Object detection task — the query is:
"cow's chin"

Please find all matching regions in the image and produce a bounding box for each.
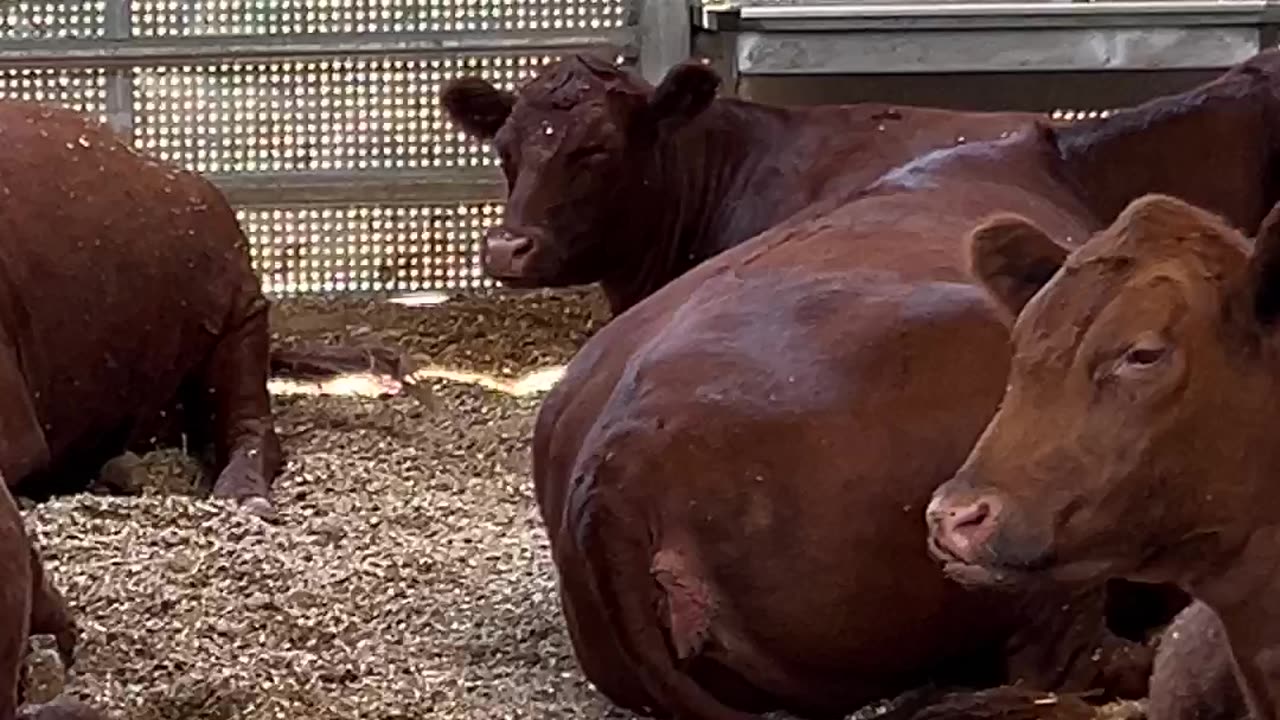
[484,260,597,290]
[489,274,548,289]
[941,555,1122,593]
[940,560,1030,590]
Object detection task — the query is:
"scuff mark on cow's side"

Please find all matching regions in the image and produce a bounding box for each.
[652,548,716,661]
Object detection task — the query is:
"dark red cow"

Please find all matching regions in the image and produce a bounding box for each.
[0,100,388,518]
[0,481,104,720]
[442,54,1043,314]
[923,192,1280,720]
[534,49,1280,720]
[0,101,278,516]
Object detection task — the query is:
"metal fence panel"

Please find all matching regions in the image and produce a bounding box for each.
[238,201,502,296]
[0,2,108,39]
[0,0,635,298]
[131,55,561,175]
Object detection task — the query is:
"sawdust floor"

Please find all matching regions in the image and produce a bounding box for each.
[24,287,641,720]
[20,286,1149,720]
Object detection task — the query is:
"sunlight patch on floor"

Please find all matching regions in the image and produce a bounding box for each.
[386,291,453,307]
[269,365,567,398]
[268,372,405,397]
[408,365,566,397]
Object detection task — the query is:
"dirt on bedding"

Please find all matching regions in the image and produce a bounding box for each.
[18,286,1150,720]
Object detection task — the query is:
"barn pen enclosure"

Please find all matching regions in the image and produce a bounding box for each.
[8,0,1280,718]
[0,0,644,717]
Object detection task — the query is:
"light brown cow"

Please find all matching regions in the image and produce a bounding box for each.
[924,193,1280,720]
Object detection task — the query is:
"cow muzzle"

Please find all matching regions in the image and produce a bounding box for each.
[925,491,1004,566]
[481,227,537,282]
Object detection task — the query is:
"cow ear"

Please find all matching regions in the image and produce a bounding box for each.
[1244,200,1280,325]
[441,77,515,140]
[968,214,1070,319]
[646,61,720,135]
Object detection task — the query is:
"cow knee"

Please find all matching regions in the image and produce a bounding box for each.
[1149,602,1246,720]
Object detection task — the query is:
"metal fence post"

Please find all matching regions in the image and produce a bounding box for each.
[103,0,134,142]
[636,0,692,84]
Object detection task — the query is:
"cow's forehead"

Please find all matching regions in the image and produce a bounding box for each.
[501,99,616,149]
[1012,213,1250,364]
[519,56,643,110]
[1012,256,1137,367]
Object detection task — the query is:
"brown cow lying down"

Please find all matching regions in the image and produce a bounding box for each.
[441,54,1043,314]
[528,48,1280,720]
[0,482,104,720]
[924,193,1280,720]
[0,100,381,519]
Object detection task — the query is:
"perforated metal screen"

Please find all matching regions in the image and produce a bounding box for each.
[0,0,632,298]
[0,67,109,120]
[0,1,107,40]
[132,55,559,175]
[132,0,626,35]
[238,202,501,295]
[1049,108,1114,121]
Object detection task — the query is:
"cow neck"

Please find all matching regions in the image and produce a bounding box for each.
[599,100,787,314]
[1051,71,1273,233]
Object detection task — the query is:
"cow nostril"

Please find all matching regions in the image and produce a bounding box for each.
[949,501,991,532]
[508,236,534,258]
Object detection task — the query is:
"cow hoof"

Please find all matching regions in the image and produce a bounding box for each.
[238,496,277,521]
[53,628,75,671]
[22,642,66,705]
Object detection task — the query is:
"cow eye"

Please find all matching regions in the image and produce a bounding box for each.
[1125,346,1165,366]
[1116,339,1169,376]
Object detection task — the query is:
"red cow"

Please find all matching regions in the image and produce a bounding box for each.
[442,54,1043,314]
[537,49,1280,719]
[924,192,1280,720]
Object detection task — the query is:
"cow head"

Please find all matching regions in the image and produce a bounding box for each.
[441,54,720,287]
[925,193,1280,591]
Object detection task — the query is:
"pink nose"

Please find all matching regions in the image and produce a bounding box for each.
[927,496,1002,563]
[482,230,534,277]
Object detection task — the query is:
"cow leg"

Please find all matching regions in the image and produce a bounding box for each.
[0,615,21,720]
[26,547,74,671]
[0,498,32,720]
[194,298,281,519]
[1148,601,1247,720]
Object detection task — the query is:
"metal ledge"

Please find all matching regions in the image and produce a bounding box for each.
[699,0,1280,31]
[0,30,633,67]
[210,169,506,208]
[735,24,1264,73]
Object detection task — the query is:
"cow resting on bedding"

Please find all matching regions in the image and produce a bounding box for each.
[924,193,1280,720]
[0,101,300,517]
[526,48,1280,720]
[442,54,1042,314]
